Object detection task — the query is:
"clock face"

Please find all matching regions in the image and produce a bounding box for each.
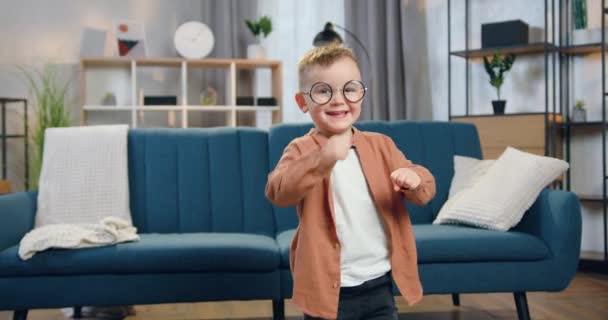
[174,21,214,59]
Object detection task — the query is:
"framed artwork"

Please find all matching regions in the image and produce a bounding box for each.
[113,20,147,57]
[80,27,109,57]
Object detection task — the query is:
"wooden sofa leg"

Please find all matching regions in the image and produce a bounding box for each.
[272,299,285,320]
[73,306,82,318]
[13,310,28,320]
[514,292,531,320]
[451,293,460,306]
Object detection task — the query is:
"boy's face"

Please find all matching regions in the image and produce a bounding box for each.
[296,57,364,137]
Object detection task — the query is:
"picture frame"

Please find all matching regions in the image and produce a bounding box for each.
[113,20,147,57]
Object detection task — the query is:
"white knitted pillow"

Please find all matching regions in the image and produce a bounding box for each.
[434,147,569,231]
[448,155,495,198]
[35,125,132,227]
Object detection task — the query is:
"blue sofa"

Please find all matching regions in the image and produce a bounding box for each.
[0,121,581,320]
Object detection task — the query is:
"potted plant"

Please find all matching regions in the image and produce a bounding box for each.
[572,100,587,122]
[483,52,516,115]
[245,16,272,59]
[20,64,72,189]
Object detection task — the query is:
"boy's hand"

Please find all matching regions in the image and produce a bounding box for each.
[391,168,421,191]
[321,130,352,161]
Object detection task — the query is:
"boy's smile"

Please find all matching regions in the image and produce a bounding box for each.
[296,57,364,137]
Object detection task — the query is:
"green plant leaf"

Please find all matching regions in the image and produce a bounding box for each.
[483,52,516,100]
[246,16,272,38]
[245,19,260,36]
[18,63,72,189]
[258,16,272,37]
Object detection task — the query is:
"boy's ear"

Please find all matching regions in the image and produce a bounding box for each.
[295,93,308,113]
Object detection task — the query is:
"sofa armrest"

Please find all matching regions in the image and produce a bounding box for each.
[0,192,36,251]
[514,189,581,280]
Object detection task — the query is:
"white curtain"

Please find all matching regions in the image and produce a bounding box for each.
[256,0,345,124]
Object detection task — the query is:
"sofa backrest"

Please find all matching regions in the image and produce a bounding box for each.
[128,128,275,236]
[268,120,482,233]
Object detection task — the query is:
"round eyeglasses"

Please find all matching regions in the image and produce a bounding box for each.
[302,80,367,105]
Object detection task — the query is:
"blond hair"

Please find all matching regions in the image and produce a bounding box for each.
[298,44,359,86]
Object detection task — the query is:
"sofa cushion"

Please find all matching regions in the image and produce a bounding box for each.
[414,224,549,263]
[128,128,275,236]
[434,147,569,231]
[0,233,280,277]
[448,155,495,198]
[277,229,296,268]
[277,226,548,266]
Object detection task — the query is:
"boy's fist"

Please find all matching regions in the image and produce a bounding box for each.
[390,168,421,191]
[322,131,353,161]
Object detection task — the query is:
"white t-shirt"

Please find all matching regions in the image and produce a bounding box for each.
[331,148,391,287]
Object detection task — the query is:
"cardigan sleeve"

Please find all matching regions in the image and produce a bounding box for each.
[265,140,335,207]
[383,135,436,206]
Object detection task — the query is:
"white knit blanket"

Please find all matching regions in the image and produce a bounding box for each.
[35,125,132,226]
[22,125,137,260]
[19,217,139,260]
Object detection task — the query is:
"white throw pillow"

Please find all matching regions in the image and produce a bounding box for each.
[434,147,569,231]
[448,155,495,198]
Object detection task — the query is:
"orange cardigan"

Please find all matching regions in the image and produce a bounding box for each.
[266,127,436,319]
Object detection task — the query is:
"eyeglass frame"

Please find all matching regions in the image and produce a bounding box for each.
[301,80,367,105]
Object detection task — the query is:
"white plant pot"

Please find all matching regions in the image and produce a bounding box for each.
[247,44,266,59]
[572,28,602,45]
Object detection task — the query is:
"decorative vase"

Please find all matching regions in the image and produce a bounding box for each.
[572,28,602,45]
[492,100,506,115]
[247,44,266,59]
[101,92,117,106]
[571,108,587,122]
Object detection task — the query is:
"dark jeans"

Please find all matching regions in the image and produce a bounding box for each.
[304,272,397,320]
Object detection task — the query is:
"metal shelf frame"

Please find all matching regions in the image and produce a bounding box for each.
[0,98,29,190]
[447,0,559,159]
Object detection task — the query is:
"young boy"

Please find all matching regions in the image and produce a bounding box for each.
[265,44,436,320]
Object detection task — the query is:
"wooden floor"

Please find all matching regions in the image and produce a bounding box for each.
[1,272,606,320]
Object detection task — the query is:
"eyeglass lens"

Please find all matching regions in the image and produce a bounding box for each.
[309,80,366,105]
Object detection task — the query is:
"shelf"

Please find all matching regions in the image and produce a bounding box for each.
[562,121,605,128]
[81,58,132,67]
[81,57,281,69]
[451,112,547,118]
[577,194,606,203]
[581,251,607,260]
[579,257,608,274]
[235,59,282,70]
[83,106,134,111]
[234,105,280,111]
[0,134,25,139]
[450,42,556,58]
[189,105,281,111]
[81,57,283,128]
[83,105,281,112]
[136,106,183,111]
[560,43,605,55]
[0,98,27,103]
[450,112,562,122]
[187,105,232,111]
[137,58,183,67]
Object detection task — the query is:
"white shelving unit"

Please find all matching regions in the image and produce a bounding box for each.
[79,57,282,128]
